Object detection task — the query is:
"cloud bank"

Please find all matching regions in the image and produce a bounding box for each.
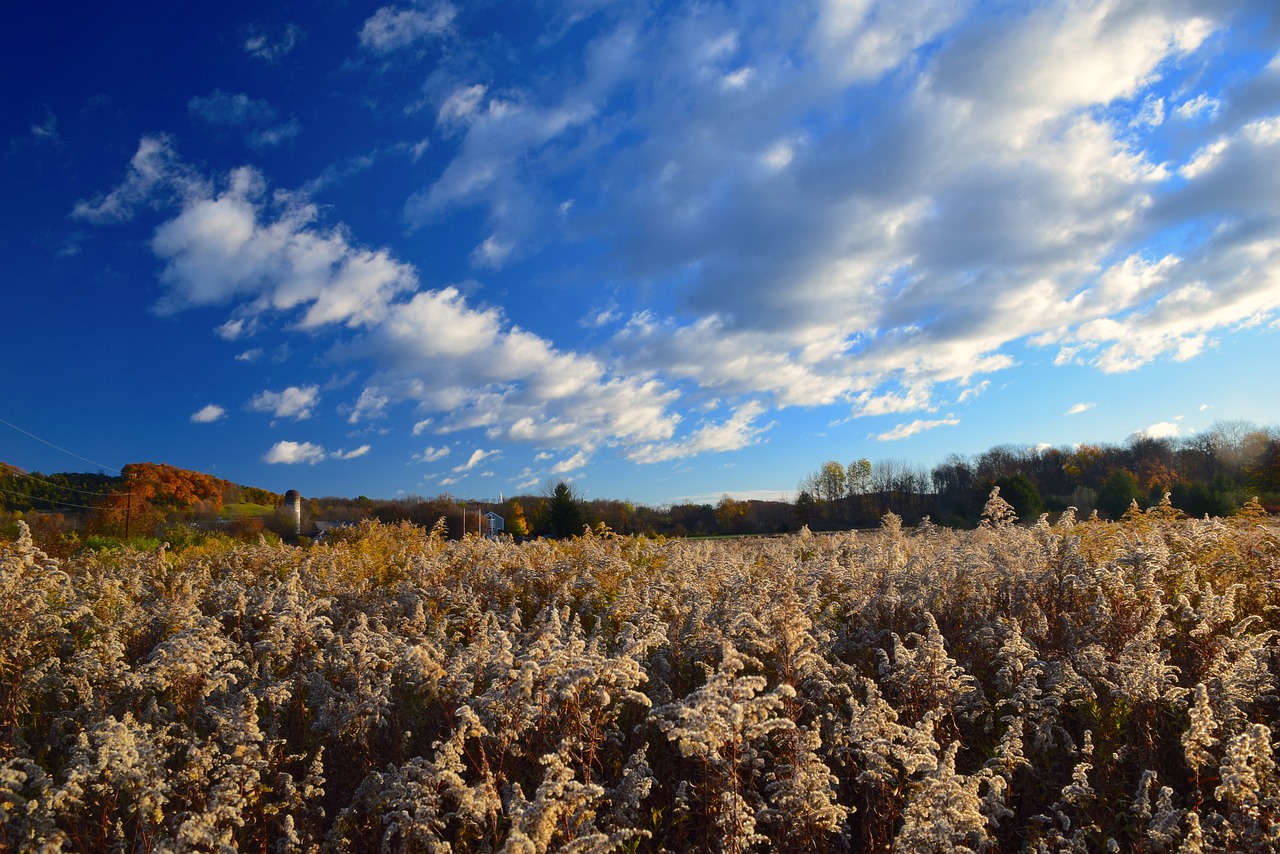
[79,0,1280,479]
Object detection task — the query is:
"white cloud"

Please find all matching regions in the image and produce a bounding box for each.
[263,440,326,464]
[956,381,989,404]
[217,318,249,340]
[1132,95,1165,128]
[721,66,755,90]
[762,140,795,170]
[471,234,513,268]
[244,23,299,62]
[1175,93,1220,121]
[584,304,620,328]
[414,445,450,463]
[359,4,455,53]
[190,404,226,423]
[79,4,1280,474]
[550,450,591,474]
[411,419,433,435]
[1065,402,1096,415]
[249,385,320,420]
[138,152,417,326]
[454,448,498,472]
[84,139,686,455]
[627,401,772,464]
[331,445,371,460]
[812,0,963,84]
[872,416,960,442]
[1134,420,1183,440]
[71,136,206,223]
[437,84,488,128]
[249,119,301,150]
[853,385,935,418]
[348,388,392,424]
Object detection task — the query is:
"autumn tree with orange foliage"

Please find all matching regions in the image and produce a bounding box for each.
[93,462,230,538]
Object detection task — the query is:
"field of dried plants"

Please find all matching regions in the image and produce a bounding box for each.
[3,492,1279,852]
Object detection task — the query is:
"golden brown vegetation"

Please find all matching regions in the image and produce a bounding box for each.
[2,494,1279,851]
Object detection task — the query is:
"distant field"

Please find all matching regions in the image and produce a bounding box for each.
[219,502,275,517]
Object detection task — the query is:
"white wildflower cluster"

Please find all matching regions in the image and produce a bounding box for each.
[1,502,1279,851]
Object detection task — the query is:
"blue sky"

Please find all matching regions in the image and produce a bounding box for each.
[3,0,1278,506]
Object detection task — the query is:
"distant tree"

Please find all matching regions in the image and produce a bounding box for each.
[994,473,1044,520]
[507,501,530,538]
[817,461,847,522]
[932,454,976,522]
[1097,469,1142,520]
[975,444,1030,482]
[1125,435,1178,496]
[794,490,817,527]
[1171,481,1233,518]
[1064,444,1113,489]
[1246,439,1280,497]
[669,502,717,536]
[716,496,749,534]
[846,458,871,494]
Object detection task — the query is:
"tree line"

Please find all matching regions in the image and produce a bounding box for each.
[3,419,1277,552]
[795,419,1280,529]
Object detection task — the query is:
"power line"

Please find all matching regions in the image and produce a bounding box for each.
[0,464,128,497]
[0,485,113,513]
[0,415,122,474]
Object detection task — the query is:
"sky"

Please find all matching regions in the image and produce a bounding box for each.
[3,0,1279,507]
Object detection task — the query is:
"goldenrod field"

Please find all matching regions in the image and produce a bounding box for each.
[3,494,1278,852]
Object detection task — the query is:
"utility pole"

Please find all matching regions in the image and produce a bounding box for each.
[124,475,133,540]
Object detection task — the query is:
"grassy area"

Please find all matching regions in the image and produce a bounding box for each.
[220,502,276,518]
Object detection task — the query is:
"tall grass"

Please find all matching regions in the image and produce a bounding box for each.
[2,498,1278,851]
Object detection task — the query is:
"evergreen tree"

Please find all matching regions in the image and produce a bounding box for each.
[547,481,585,538]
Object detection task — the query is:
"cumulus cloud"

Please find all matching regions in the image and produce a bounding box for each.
[249,385,321,420]
[127,144,418,326]
[331,445,371,460]
[1134,420,1184,440]
[627,401,772,464]
[190,404,226,423]
[263,440,326,464]
[1066,402,1096,415]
